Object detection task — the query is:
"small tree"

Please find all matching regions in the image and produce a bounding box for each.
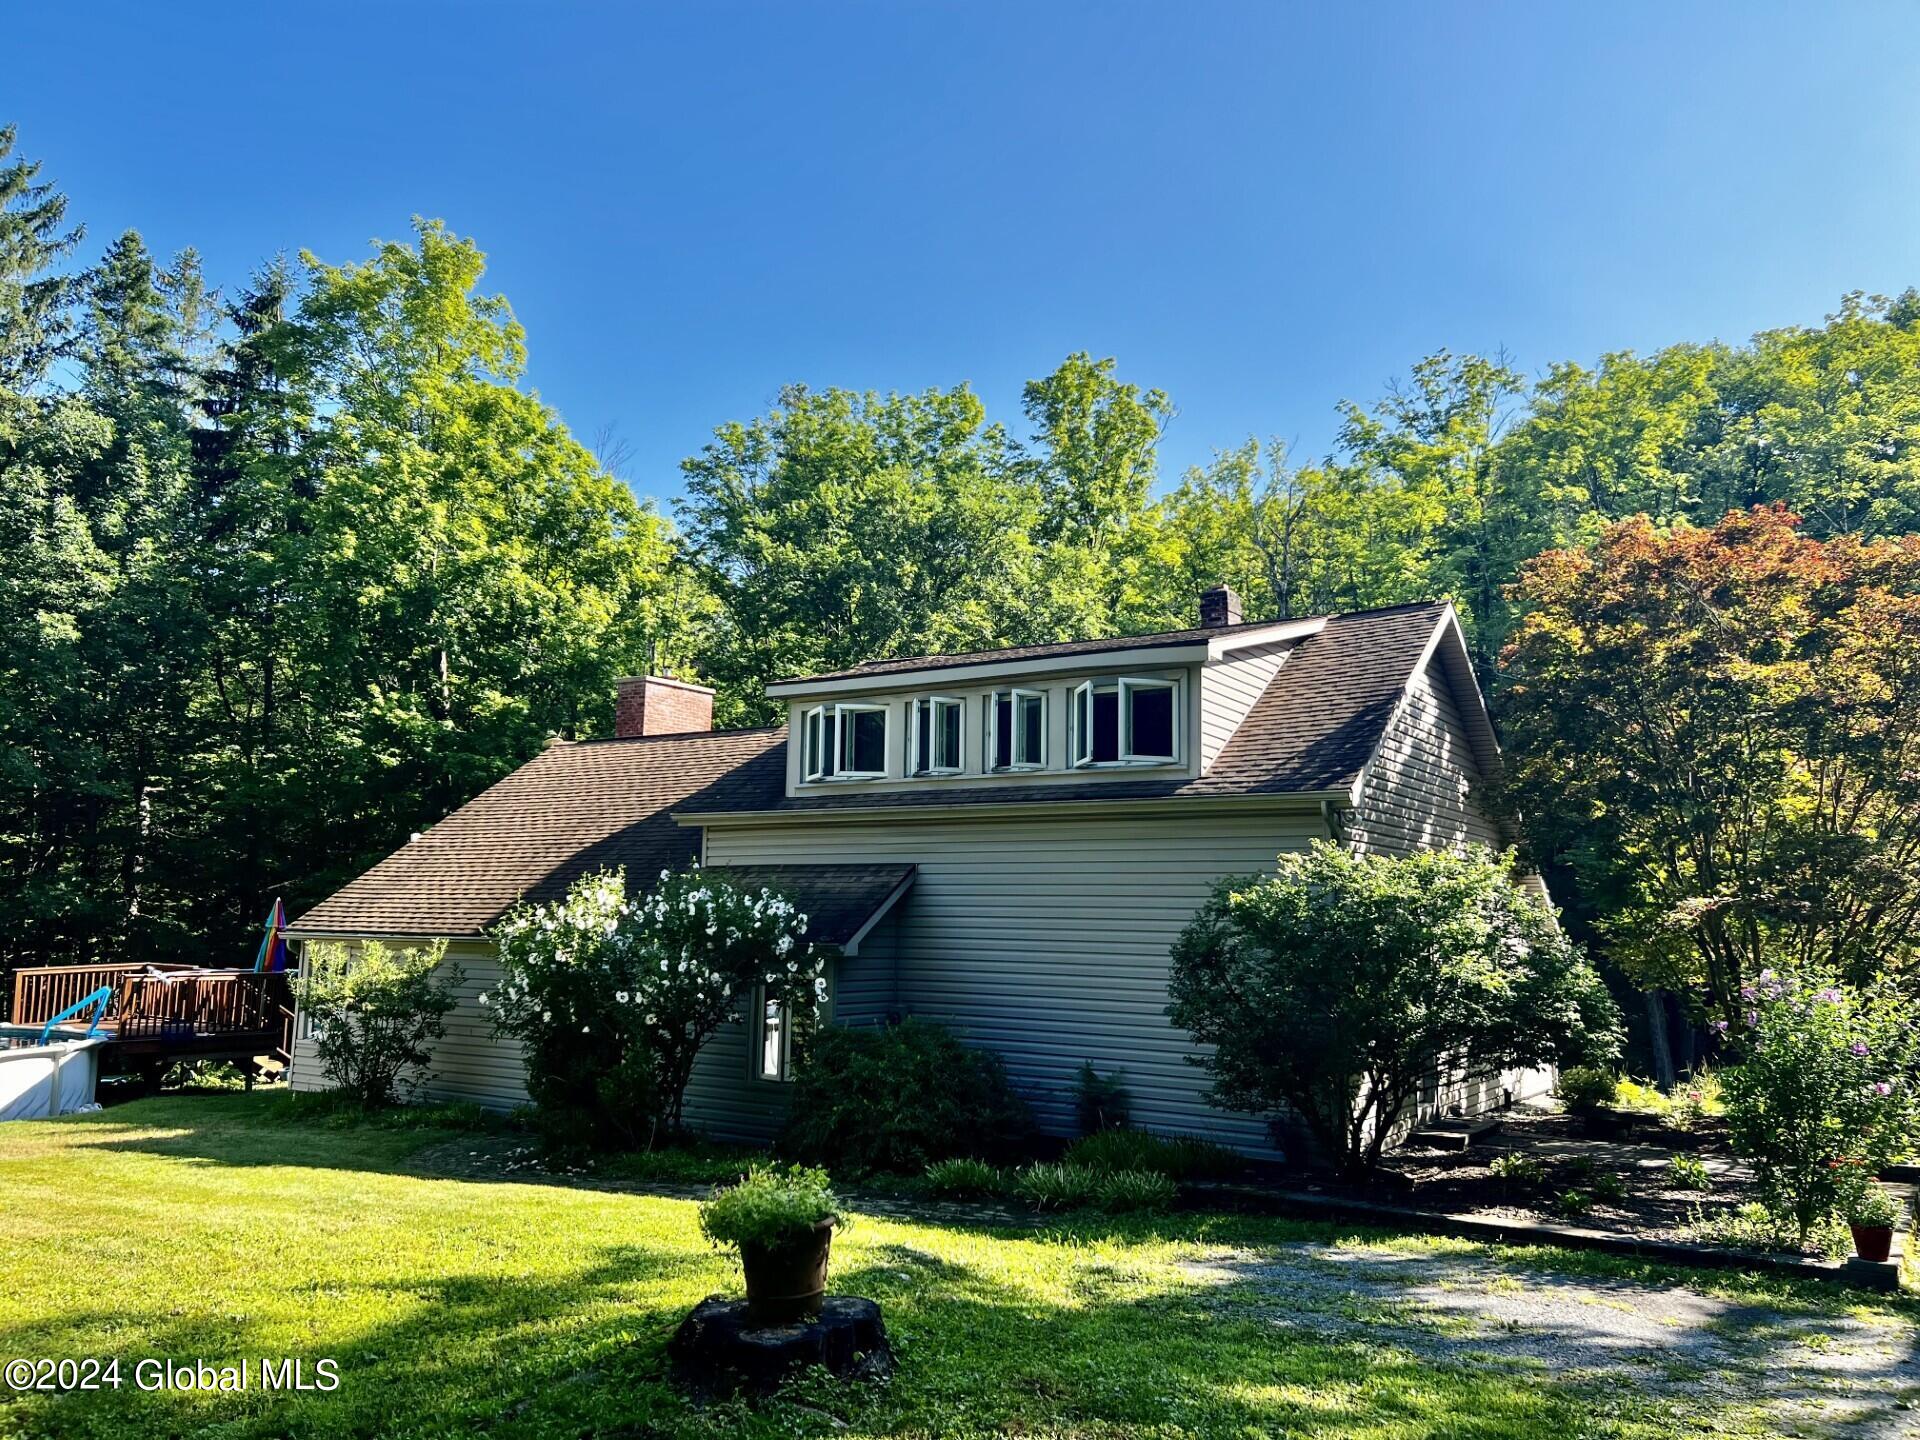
[295,940,463,1108]
[489,866,822,1149]
[1168,842,1620,1179]
[1722,967,1919,1245]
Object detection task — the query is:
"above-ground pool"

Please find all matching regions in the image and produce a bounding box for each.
[0,1028,107,1121]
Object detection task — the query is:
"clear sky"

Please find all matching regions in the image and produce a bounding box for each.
[11,2,1920,507]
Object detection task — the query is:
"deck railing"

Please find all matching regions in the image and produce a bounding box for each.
[9,963,295,1059]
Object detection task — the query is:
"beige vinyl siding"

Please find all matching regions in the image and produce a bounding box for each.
[1345,657,1501,858]
[288,940,531,1111]
[1198,641,1293,771]
[704,807,1328,1154]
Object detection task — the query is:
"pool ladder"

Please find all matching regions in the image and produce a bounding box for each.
[39,987,113,1045]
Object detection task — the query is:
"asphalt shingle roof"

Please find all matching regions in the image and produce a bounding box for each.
[680,602,1449,814]
[290,602,1451,938]
[287,728,786,938]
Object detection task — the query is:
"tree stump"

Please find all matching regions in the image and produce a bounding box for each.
[669,1295,893,1396]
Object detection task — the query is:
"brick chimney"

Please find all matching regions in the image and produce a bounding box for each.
[614,675,714,737]
[1199,584,1243,628]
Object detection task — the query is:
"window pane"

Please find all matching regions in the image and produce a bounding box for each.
[821,714,837,776]
[1129,685,1174,758]
[993,696,1012,768]
[1019,694,1043,765]
[1092,689,1119,762]
[937,702,961,769]
[760,996,786,1079]
[915,701,932,772]
[847,708,886,772]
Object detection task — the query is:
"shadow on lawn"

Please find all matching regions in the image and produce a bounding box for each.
[31,1099,1920,1438]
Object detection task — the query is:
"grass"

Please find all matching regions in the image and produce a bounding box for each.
[0,1094,1912,1439]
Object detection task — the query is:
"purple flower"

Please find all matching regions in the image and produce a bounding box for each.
[1874,1082,1893,1096]
[1816,987,1843,1005]
[1850,1041,1871,1057]
[1745,1009,1760,1027]
[1710,1019,1729,1034]
[1739,985,1756,1002]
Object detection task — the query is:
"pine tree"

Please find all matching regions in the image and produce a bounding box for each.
[0,125,83,389]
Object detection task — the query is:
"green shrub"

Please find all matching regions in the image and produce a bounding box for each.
[1064,1128,1241,1180]
[924,1158,1006,1200]
[698,1165,839,1252]
[1074,1062,1132,1136]
[1169,842,1621,1180]
[295,940,464,1109]
[1723,967,1920,1244]
[1590,1172,1627,1204]
[1554,1066,1617,1115]
[1611,1077,1669,1115]
[1487,1153,1544,1186]
[1666,1154,1713,1192]
[1691,1200,1852,1259]
[1012,1162,1173,1213]
[1553,1189,1593,1218]
[1089,1168,1177,1214]
[781,1019,1034,1174]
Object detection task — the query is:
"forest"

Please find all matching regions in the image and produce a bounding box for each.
[6,121,1920,996]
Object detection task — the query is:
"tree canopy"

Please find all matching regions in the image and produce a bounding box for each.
[6,116,1920,1024]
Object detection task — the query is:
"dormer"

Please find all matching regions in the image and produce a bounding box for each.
[765,589,1327,800]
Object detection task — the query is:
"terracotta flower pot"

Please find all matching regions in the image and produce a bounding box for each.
[740,1219,836,1325]
[1850,1223,1895,1264]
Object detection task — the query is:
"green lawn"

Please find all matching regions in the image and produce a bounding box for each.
[0,1095,1910,1440]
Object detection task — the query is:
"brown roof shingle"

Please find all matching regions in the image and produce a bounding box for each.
[291,602,1452,938]
[287,728,787,938]
[681,602,1448,815]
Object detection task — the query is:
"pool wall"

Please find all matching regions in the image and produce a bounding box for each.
[0,1036,105,1121]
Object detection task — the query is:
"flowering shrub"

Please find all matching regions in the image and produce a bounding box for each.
[1721,966,1919,1244]
[488,866,822,1150]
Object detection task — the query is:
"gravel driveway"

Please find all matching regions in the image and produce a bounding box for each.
[1176,1241,1920,1438]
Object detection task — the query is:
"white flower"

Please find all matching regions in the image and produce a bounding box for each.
[542,1010,552,1022]
[615,991,629,1003]
[582,1025,590,1034]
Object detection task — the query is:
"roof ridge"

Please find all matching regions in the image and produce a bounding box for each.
[568,724,786,747]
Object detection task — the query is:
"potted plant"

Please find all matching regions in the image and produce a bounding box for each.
[1846,1185,1904,1263]
[699,1165,841,1324]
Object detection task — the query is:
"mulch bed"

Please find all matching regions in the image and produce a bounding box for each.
[1272,1105,1761,1250]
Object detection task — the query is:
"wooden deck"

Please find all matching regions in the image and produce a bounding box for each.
[9,962,295,1067]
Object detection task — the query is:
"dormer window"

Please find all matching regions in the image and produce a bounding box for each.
[988,688,1045,770]
[1072,677,1178,766]
[803,703,889,781]
[910,696,963,775]
[837,703,888,778]
[802,705,837,780]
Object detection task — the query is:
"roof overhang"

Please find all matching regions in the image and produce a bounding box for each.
[765,617,1328,700]
[702,863,917,956]
[676,788,1351,829]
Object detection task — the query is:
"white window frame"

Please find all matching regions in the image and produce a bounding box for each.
[1073,675,1180,767]
[751,985,793,1082]
[802,704,837,782]
[910,695,964,776]
[1120,676,1179,763]
[835,701,889,780]
[986,687,1046,771]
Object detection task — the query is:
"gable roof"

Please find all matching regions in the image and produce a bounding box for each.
[289,601,1480,939]
[286,728,787,939]
[680,601,1455,818]
[777,615,1314,687]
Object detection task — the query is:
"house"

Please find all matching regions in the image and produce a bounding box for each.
[285,588,1547,1155]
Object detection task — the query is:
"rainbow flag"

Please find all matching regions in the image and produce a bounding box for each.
[253,898,289,972]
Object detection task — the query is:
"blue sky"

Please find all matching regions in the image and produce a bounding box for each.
[12,2,1920,507]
